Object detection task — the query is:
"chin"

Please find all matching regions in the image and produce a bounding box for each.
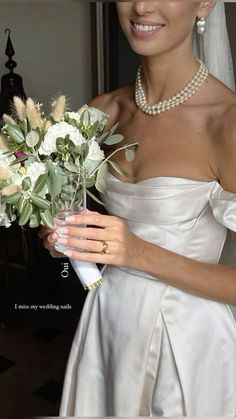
[127,39,166,58]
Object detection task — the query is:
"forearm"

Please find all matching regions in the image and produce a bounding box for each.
[138,240,236,306]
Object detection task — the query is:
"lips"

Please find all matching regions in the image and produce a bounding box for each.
[131,20,165,37]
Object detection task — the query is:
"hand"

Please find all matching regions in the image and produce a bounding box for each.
[38,226,64,258]
[54,211,145,268]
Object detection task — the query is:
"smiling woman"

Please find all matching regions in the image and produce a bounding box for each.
[42,1,236,417]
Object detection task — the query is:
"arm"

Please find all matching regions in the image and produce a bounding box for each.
[216,105,236,247]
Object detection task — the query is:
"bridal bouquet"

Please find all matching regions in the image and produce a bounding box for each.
[0,95,137,290]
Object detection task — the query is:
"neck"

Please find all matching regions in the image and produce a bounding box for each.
[140,47,199,104]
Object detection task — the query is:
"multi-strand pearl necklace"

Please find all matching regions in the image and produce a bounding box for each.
[135,60,209,116]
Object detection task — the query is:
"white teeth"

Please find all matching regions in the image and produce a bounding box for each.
[134,23,162,32]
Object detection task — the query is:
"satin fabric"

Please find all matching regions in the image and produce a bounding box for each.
[60,174,236,417]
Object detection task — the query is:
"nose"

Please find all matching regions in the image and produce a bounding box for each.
[133,2,156,15]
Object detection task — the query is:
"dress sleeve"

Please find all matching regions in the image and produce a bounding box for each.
[209,183,236,232]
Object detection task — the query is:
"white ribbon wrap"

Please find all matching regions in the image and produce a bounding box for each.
[69,259,104,291]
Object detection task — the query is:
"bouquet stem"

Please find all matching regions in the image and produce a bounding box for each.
[69,259,104,291]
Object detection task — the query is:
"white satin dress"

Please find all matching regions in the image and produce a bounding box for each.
[60,173,236,417]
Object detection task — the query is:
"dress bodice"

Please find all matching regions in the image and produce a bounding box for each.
[104,173,236,264]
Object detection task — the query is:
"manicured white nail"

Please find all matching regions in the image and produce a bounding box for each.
[57,238,67,244]
[64,251,73,257]
[65,216,76,222]
[57,227,68,234]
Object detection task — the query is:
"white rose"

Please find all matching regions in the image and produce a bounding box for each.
[25,162,47,190]
[0,202,15,227]
[87,140,105,161]
[66,112,81,122]
[0,150,17,179]
[0,150,15,168]
[78,105,109,127]
[83,140,105,175]
[11,172,24,186]
[39,121,86,156]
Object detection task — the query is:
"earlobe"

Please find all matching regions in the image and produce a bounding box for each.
[198,1,216,18]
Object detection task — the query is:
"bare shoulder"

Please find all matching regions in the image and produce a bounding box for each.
[208,76,236,135]
[88,84,134,130]
[210,79,236,191]
[215,86,236,151]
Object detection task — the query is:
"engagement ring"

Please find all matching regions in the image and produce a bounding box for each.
[101,241,109,254]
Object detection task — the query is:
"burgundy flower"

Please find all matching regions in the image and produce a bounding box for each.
[15,151,27,166]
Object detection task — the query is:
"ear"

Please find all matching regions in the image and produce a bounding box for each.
[197,1,216,19]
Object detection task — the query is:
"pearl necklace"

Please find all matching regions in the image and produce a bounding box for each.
[135,60,209,116]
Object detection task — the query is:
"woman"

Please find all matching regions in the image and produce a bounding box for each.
[42,2,236,416]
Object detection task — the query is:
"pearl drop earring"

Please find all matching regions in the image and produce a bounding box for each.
[197,17,207,35]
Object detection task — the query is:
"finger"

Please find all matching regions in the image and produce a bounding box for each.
[42,238,65,258]
[63,249,114,264]
[57,237,111,254]
[38,227,52,239]
[47,232,59,245]
[42,233,58,250]
[64,213,117,228]
[49,249,65,258]
[56,226,112,242]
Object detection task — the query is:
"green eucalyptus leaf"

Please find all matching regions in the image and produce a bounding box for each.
[22,118,28,135]
[35,127,43,147]
[64,162,80,173]
[5,191,21,205]
[83,159,101,176]
[24,156,38,168]
[81,109,90,126]
[18,196,26,214]
[31,195,51,210]
[95,162,108,194]
[19,202,33,226]
[7,124,25,144]
[61,184,74,195]
[22,176,31,191]
[68,139,76,151]
[109,122,119,135]
[97,131,110,145]
[125,148,136,162]
[5,203,15,221]
[108,160,135,180]
[47,163,64,199]
[56,137,65,147]
[104,134,124,146]
[51,200,59,215]
[60,192,71,202]
[80,143,89,160]
[75,157,81,167]
[64,134,71,145]
[33,172,48,194]
[88,121,100,139]
[86,189,105,207]
[56,137,66,152]
[67,118,79,129]
[26,130,40,148]
[29,210,40,228]
[85,176,95,188]
[40,209,54,228]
